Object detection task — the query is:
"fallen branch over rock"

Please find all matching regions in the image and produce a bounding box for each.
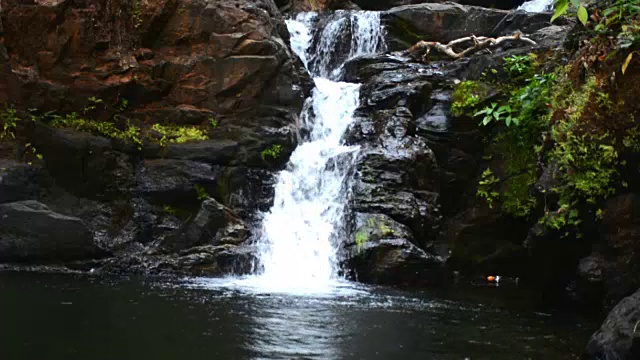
[403,32,537,62]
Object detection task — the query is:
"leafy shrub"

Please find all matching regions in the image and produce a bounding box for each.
[503,54,537,80]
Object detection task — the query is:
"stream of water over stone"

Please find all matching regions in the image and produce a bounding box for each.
[237,12,384,293]
[518,0,554,12]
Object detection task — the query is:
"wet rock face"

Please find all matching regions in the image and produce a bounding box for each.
[382,2,567,50]
[341,54,447,283]
[0,0,309,275]
[1,0,309,157]
[582,194,640,309]
[585,288,640,359]
[339,6,571,285]
[0,201,102,262]
[163,198,249,251]
[344,213,445,285]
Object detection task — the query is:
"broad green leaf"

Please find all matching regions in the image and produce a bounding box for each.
[551,0,569,23]
[622,52,633,74]
[577,6,588,26]
[570,0,579,7]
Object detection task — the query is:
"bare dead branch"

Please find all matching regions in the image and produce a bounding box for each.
[403,32,537,62]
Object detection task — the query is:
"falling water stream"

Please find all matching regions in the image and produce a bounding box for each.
[518,0,554,12]
[236,12,385,293]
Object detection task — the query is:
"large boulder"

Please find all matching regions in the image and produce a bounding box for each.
[0,160,50,203]
[344,213,445,285]
[382,2,566,50]
[0,200,102,262]
[163,198,249,251]
[585,288,640,359]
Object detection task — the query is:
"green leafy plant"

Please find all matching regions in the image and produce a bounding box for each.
[475,103,517,126]
[131,0,143,28]
[477,168,500,208]
[50,112,144,150]
[503,54,537,79]
[261,144,283,160]
[0,106,19,139]
[163,205,179,216]
[194,184,210,201]
[151,124,208,146]
[450,80,488,117]
[552,0,589,26]
[83,97,104,113]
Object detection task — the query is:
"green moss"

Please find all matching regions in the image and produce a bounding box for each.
[355,230,369,253]
[151,124,208,146]
[451,81,488,117]
[51,112,143,149]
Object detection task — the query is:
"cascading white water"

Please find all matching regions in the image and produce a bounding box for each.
[244,12,384,292]
[518,0,554,12]
[304,11,385,78]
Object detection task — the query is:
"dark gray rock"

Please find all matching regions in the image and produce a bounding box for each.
[0,201,102,262]
[597,194,640,309]
[585,288,640,359]
[176,244,256,275]
[164,198,249,251]
[29,123,135,199]
[344,213,445,285]
[382,3,567,50]
[340,53,447,283]
[0,160,50,204]
[136,159,223,204]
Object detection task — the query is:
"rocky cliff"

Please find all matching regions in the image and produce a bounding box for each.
[0,0,310,274]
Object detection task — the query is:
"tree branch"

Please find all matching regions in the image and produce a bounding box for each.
[402,32,537,62]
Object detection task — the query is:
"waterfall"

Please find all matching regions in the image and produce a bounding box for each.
[247,12,384,292]
[518,0,554,12]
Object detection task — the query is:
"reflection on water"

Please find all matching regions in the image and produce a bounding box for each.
[1,273,595,360]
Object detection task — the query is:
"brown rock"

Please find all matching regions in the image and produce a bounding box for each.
[1,0,310,164]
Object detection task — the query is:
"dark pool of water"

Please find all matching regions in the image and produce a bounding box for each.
[1,272,596,359]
